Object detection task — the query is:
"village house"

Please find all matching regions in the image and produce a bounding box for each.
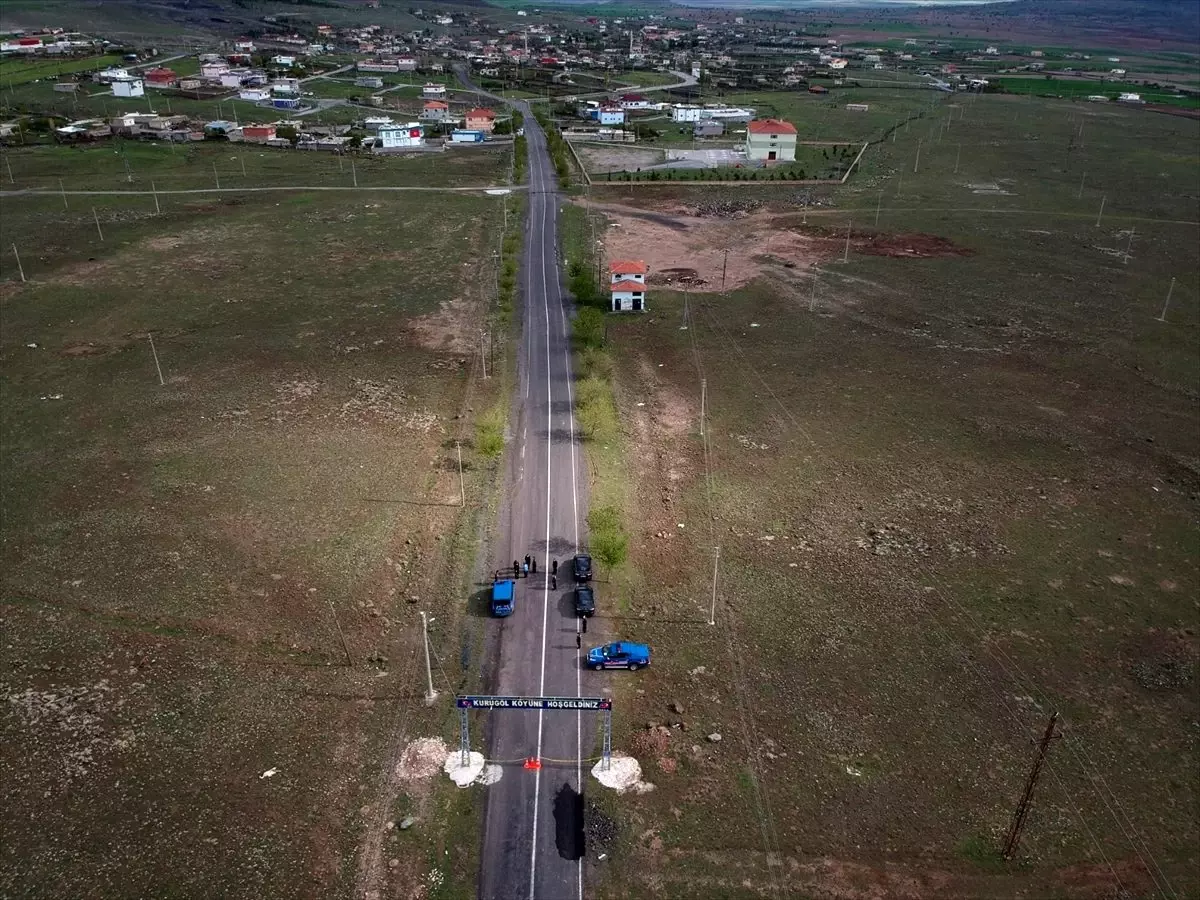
[464,107,496,133]
[378,122,425,149]
[597,105,625,126]
[609,260,649,312]
[144,67,177,87]
[239,125,277,143]
[746,118,797,163]
[693,120,724,138]
[618,92,652,110]
[422,99,450,121]
[422,82,447,98]
[355,76,385,89]
[240,87,271,102]
[112,78,144,98]
[234,39,256,53]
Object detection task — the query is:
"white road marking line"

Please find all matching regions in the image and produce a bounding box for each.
[529,133,553,900]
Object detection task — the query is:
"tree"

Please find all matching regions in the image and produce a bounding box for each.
[574,307,605,348]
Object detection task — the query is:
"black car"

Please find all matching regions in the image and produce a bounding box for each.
[572,554,593,582]
[574,586,595,618]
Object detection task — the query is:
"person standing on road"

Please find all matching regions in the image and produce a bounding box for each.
[522,561,529,578]
[575,632,581,650]
[531,557,537,575]
[551,574,557,590]
[552,559,558,577]
[513,561,520,580]
[524,555,531,574]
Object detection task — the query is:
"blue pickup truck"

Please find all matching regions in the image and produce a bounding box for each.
[490,578,515,617]
[586,641,651,671]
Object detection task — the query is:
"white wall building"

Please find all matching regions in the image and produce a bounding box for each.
[379,123,425,148]
[112,79,145,98]
[672,105,703,122]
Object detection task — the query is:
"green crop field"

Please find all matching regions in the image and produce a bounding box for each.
[576,91,1199,899]
[0,144,524,897]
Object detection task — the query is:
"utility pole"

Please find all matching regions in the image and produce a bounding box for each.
[213,162,220,190]
[1095,195,1106,227]
[1157,277,1176,322]
[455,440,465,507]
[3,152,12,184]
[1077,171,1086,199]
[151,179,161,215]
[913,138,922,174]
[875,190,882,227]
[328,598,352,666]
[91,207,104,242]
[707,545,720,626]
[699,377,707,437]
[351,157,357,188]
[1123,227,1135,265]
[420,611,439,705]
[11,243,26,282]
[1002,712,1060,860]
[954,142,961,175]
[147,332,165,386]
[721,248,728,291]
[59,178,68,210]
[843,220,851,263]
[810,271,818,312]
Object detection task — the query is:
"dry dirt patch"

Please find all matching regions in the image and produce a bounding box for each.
[574,145,666,174]
[406,295,476,355]
[588,202,829,292]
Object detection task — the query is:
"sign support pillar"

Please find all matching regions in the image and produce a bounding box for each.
[459,706,471,767]
[602,708,613,771]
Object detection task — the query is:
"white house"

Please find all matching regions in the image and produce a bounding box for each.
[1118,92,1143,104]
[672,104,703,122]
[271,78,301,95]
[112,79,145,98]
[235,39,256,53]
[422,82,447,98]
[828,57,848,70]
[96,67,131,83]
[200,61,229,78]
[618,93,652,110]
[609,260,648,312]
[240,87,271,102]
[745,118,797,163]
[379,122,424,148]
[271,55,297,68]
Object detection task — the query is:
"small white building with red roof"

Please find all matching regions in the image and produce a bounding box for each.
[746,118,797,163]
[609,260,649,312]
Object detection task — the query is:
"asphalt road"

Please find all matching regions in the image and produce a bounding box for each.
[457,71,593,900]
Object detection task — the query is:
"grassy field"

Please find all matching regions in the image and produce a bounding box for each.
[712,87,948,143]
[0,142,513,194]
[990,76,1200,108]
[0,53,124,87]
[578,92,1199,898]
[0,155,521,896]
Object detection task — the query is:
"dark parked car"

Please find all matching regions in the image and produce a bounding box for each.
[574,586,595,617]
[572,553,592,582]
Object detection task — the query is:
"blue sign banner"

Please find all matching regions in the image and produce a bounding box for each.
[456,695,612,711]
